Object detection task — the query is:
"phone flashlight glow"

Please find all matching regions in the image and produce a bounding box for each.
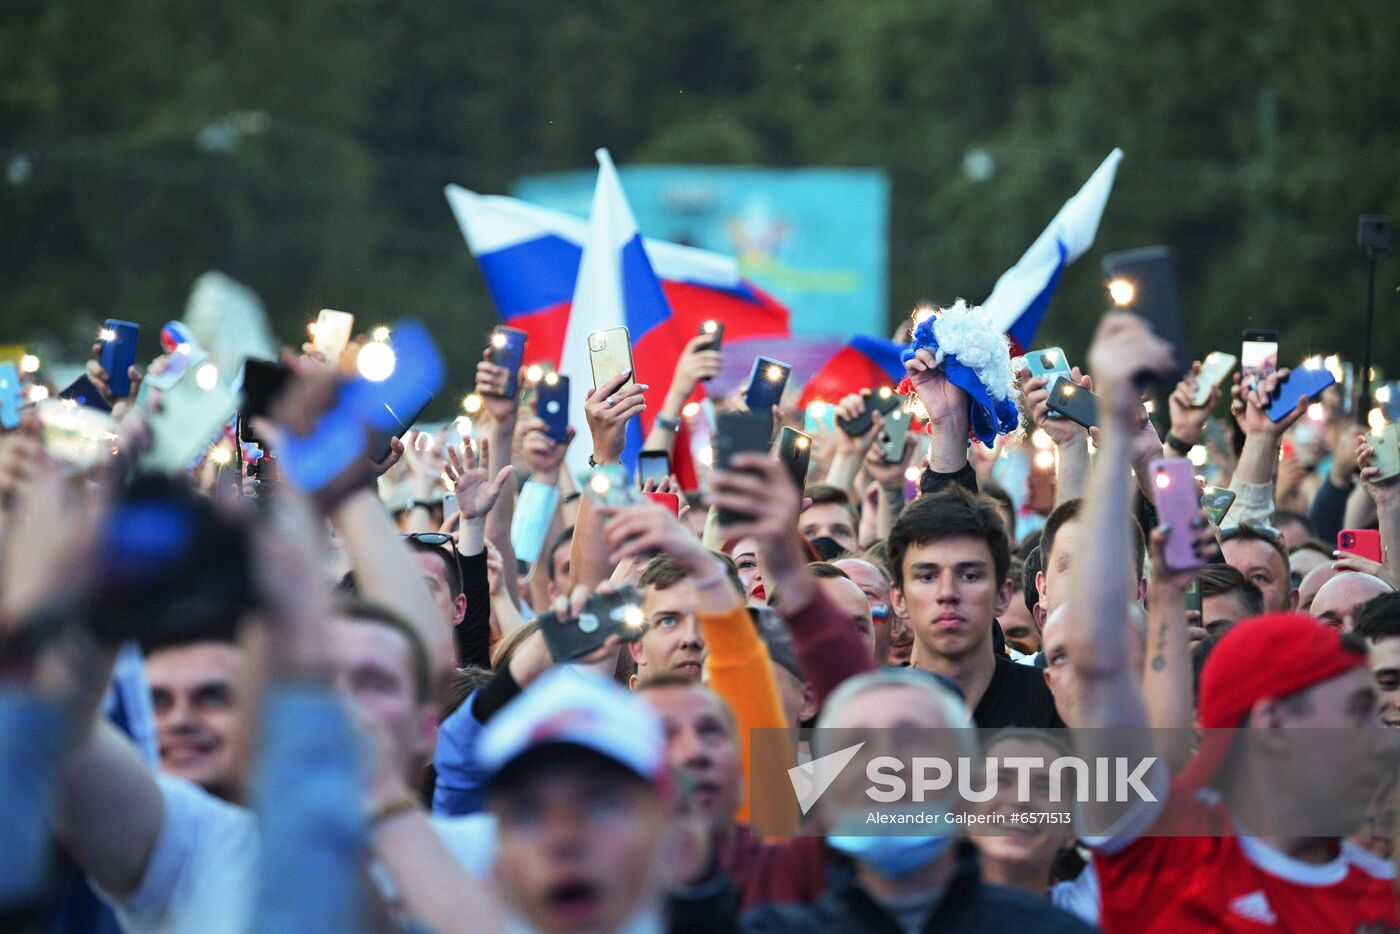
[99,328,117,342]
[589,472,612,496]
[623,606,645,628]
[1108,278,1136,306]
[702,320,718,334]
[766,365,784,381]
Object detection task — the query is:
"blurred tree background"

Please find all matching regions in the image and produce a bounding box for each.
[3,0,1397,403]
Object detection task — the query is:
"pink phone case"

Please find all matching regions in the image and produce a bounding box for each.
[1338,529,1382,565]
[1151,458,1206,571]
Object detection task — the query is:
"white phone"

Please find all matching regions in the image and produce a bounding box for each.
[1192,351,1238,406]
[313,309,355,361]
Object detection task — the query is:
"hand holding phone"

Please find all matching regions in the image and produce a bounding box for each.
[1240,330,1279,391]
[1199,485,1237,526]
[1265,367,1335,423]
[98,319,140,399]
[1363,424,1400,482]
[714,410,774,525]
[1046,377,1100,430]
[776,427,812,493]
[836,386,901,437]
[744,356,791,416]
[1338,529,1383,564]
[588,327,634,392]
[536,585,648,662]
[698,320,725,354]
[313,310,355,362]
[877,408,913,463]
[535,373,571,443]
[1191,352,1238,407]
[487,327,528,399]
[638,449,671,489]
[1151,458,1208,571]
[1101,246,1190,386]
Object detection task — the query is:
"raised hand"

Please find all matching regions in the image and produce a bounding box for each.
[601,498,719,578]
[474,348,522,425]
[1086,312,1175,420]
[403,429,448,500]
[1019,367,1092,447]
[669,334,723,402]
[519,415,573,484]
[1358,429,1400,507]
[1230,367,1305,439]
[1168,361,1218,446]
[708,453,803,550]
[86,340,144,409]
[1147,511,1217,594]
[903,348,970,431]
[584,370,647,466]
[443,439,513,522]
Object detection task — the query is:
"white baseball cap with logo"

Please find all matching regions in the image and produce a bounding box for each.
[478,667,666,786]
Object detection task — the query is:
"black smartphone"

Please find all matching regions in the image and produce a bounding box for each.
[638,449,671,489]
[775,427,812,493]
[698,320,725,354]
[536,585,648,662]
[488,326,528,399]
[371,390,435,463]
[59,374,113,413]
[1185,578,1201,615]
[878,407,913,463]
[1101,246,1189,386]
[744,356,791,414]
[714,410,774,525]
[1046,376,1100,430]
[535,373,571,443]
[238,359,293,444]
[836,386,902,437]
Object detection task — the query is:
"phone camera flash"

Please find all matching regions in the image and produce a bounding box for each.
[703,321,718,333]
[194,364,219,391]
[1062,384,1076,397]
[371,326,391,343]
[19,354,40,374]
[1155,471,1171,490]
[463,394,483,414]
[589,473,612,496]
[525,364,544,383]
[491,332,507,349]
[1108,278,1136,306]
[797,437,810,449]
[766,365,784,381]
[544,372,559,386]
[623,606,646,628]
[99,328,117,342]
[357,342,396,382]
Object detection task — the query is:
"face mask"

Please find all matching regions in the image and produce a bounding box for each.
[826,808,955,878]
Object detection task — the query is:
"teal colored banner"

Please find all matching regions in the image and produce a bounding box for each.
[513,165,889,339]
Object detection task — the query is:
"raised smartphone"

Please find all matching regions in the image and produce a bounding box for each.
[1240,330,1279,391]
[1151,458,1207,571]
[744,356,791,414]
[1046,377,1100,430]
[776,426,812,493]
[638,449,671,489]
[580,464,642,508]
[58,374,113,413]
[836,386,902,436]
[535,373,571,444]
[537,585,648,662]
[0,362,21,429]
[646,491,682,517]
[878,407,913,463]
[313,309,355,361]
[714,410,774,525]
[1364,424,1400,482]
[238,359,292,444]
[1338,529,1383,565]
[1192,352,1238,407]
[99,319,140,399]
[1101,246,1190,385]
[1265,367,1335,423]
[698,320,724,354]
[588,327,634,391]
[488,326,528,399]
[1200,485,1237,526]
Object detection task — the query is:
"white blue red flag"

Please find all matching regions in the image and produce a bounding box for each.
[982,148,1124,352]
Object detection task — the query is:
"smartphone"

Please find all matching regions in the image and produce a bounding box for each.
[836,386,902,436]
[698,320,725,354]
[537,585,647,662]
[1151,458,1207,571]
[588,327,634,392]
[371,391,435,462]
[1200,486,1237,526]
[1101,247,1190,385]
[1265,367,1335,423]
[1338,529,1383,564]
[143,342,209,393]
[313,309,355,361]
[805,401,836,435]
[1192,352,1238,407]
[1339,362,1356,415]
[776,426,812,493]
[36,400,118,471]
[1185,578,1202,615]
[878,408,912,463]
[580,464,642,507]
[744,356,791,414]
[139,370,239,474]
[646,491,682,517]
[1364,424,1400,482]
[535,373,571,443]
[638,449,671,489]
[238,359,292,444]
[1240,330,1279,391]
[58,374,113,413]
[99,319,140,399]
[1024,346,1073,382]
[714,410,774,525]
[1046,377,1100,430]
[0,362,21,429]
[488,326,528,399]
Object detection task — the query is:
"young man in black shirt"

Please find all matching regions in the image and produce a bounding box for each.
[886,487,1061,728]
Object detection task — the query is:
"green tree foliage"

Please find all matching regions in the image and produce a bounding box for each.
[2,0,1397,404]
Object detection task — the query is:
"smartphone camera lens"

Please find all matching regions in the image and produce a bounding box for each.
[1041,352,1056,369]
[1343,534,1354,547]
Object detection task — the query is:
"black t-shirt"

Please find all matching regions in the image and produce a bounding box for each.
[973,656,1063,728]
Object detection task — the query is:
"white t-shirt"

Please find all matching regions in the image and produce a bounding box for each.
[100,774,496,934]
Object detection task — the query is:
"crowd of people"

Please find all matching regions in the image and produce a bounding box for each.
[2,301,1399,934]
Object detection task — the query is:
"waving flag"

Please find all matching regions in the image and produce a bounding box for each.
[445,185,789,370]
[797,335,907,407]
[982,148,1124,352]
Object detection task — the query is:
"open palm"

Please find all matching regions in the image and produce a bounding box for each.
[444,438,513,520]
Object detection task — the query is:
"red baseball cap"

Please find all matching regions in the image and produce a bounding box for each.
[1180,612,1369,790]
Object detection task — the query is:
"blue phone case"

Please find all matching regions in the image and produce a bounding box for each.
[60,375,114,412]
[744,356,791,412]
[0,362,21,429]
[536,375,571,443]
[1266,368,1335,422]
[100,320,140,399]
[489,328,527,399]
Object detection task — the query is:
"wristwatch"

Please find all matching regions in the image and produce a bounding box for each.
[654,413,682,432]
[1164,433,1193,456]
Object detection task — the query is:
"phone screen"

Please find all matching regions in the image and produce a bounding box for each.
[1240,334,1279,389]
[638,450,671,489]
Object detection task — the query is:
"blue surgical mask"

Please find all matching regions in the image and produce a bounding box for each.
[825,808,955,878]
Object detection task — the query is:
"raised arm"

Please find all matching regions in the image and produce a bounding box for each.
[641,334,719,454]
[475,351,523,608]
[1019,366,1093,504]
[1358,429,1400,585]
[443,439,513,669]
[570,370,646,589]
[1222,368,1307,529]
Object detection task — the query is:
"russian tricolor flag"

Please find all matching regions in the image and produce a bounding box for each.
[982,148,1124,352]
[798,335,907,406]
[445,182,789,372]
